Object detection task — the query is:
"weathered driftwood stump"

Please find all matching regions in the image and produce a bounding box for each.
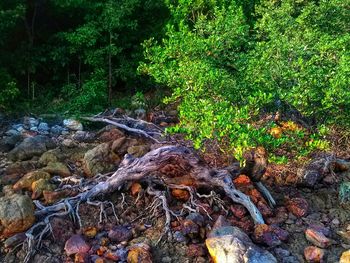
[22,116,267,262]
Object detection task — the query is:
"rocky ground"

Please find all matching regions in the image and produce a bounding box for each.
[0,112,349,263]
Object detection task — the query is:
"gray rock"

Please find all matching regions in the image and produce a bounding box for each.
[23,117,39,129]
[38,122,50,132]
[63,119,83,131]
[206,221,277,263]
[7,135,56,161]
[50,125,64,135]
[0,135,21,152]
[11,124,25,132]
[5,129,20,136]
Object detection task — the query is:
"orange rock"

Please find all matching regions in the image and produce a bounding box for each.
[304,246,324,262]
[131,183,142,196]
[270,127,283,138]
[305,228,330,248]
[171,189,190,201]
[127,243,152,263]
[233,175,252,186]
[84,227,97,238]
[340,250,350,263]
[96,246,107,256]
[74,252,88,263]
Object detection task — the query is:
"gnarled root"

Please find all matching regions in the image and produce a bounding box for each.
[22,145,265,262]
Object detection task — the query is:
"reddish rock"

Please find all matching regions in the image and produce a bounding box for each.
[253,224,281,247]
[233,175,252,186]
[43,188,78,204]
[74,252,89,263]
[187,244,207,257]
[305,228,331,248]
[130,183,142,196]
[230,204,247,219]
[308,224,330,237]
[64,234,91,256]
[127,243,152,263]
[171,189,190,201]
[286,198,308,218]
[304,246,324,262]
[108,226,133,243]
[230,217,254,233]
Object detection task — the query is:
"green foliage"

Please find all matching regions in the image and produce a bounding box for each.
[0,69,19,110]
[142,0,347,160]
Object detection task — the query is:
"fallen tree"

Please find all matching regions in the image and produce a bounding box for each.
[21,115,274,262]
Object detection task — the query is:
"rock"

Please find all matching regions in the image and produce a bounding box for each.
[99,128,124,142]
[286,197,308,218]
[182,219,199,236]
[4,232,27,249]
[73,131,95,142]
[64,234,91,256]
[51,217,75,246]
[38,122,50,132]
[186,213,205,227]
[305,228,331,248]
[7,135,56,161]
[127,145,150,158]
[173,231,187,243]
[5,160,38,174]
[127,243,152,263]
[304,246,324,262]
[74,252,89,263]
[253,224,281,247]
[50,125,64,135]
[0,173,23,186]
[130,183,142,196]
[31,178,56,199]
[62,138,76,148]
[83,142,120,177]
[63,119,83,131]
[108,226,133,243]
[5,129,21,136]
[171,188,190,201]
[84,227,97,238]
[13,170,51,190]
[42,162,71,177]
[39,150,59,165]
[0,135,21,152]
[206,225,277,263]
[23,117,39,129]
[0,194,35,238]
[43,188,77,204]
[340,250,350,263]
[230,204,247,219]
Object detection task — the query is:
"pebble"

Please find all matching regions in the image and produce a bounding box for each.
[64,234,91,256]
[305,228,331,248]
[304,246,324,262]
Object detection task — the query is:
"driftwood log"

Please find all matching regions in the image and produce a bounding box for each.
[21,116,270,262]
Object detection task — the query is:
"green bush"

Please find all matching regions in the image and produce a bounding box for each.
[0,69,19,110]
[141,0,347,160]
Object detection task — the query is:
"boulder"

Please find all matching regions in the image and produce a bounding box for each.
[83,142,120,177]
[13,170,51,190]
[7,135,56,161]
[0,135,21,152]
[0,193,35,238]
[42,162,71,177]
[206,218,277,263]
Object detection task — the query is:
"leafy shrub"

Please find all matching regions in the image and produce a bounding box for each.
[141,0,345,160]
[0,69,19,110]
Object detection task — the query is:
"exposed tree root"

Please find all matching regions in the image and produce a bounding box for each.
[22,145,267,262]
